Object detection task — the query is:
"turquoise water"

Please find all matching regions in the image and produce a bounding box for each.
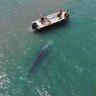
[0,0,96,96]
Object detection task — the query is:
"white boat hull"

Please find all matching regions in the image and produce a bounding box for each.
[32,11,69,30]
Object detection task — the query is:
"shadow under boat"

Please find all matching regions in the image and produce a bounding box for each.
[34,17,70,33]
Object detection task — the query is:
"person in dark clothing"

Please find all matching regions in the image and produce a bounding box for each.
[40,15,46,24]
[57,9,63,19]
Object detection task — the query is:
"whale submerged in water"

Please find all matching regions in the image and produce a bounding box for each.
[27,42,53,76]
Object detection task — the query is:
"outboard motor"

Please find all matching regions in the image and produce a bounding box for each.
[32,22,38,29]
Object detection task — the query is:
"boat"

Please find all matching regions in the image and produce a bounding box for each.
[32,10,69,30]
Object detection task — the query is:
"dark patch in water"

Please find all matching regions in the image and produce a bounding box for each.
[27,42,53,77]
[34,18,70,33]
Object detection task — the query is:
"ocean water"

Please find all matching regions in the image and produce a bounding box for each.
[0,0,96,96]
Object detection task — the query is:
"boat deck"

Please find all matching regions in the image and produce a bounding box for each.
[35,12,66,29]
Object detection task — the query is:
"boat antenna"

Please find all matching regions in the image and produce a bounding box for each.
[60,0,62,7]
[50,0,63,11]
[40,12,44,17]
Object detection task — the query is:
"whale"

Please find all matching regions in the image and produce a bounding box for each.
[27,42,53,76]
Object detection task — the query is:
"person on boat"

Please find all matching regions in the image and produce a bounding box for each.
[57,9,63,19]
[40,14,46,24]
[40,15,51,24]
[64,11,69,18]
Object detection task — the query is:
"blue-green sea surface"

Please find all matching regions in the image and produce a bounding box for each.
[0,0,96,96]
